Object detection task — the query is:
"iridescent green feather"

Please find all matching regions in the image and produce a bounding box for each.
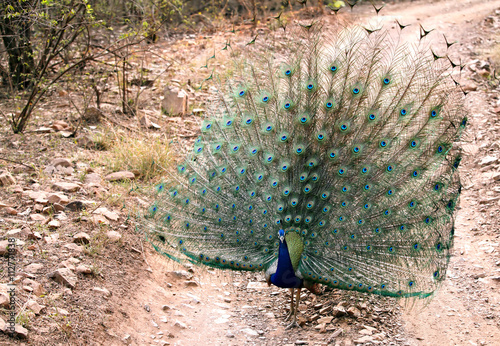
[138,23,466,299]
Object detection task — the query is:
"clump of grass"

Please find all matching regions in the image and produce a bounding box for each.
[105,133,172,181]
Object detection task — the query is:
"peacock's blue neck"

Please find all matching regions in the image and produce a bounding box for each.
[270,239,303,288]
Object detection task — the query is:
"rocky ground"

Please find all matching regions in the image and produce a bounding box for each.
[1,0,500,345]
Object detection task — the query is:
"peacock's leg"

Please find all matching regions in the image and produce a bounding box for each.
[285,288,301,329]
[285,288,295,321]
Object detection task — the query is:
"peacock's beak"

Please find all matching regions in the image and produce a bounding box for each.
[279,235,285,243]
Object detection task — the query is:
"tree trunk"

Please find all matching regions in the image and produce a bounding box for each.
[0,1,36,89]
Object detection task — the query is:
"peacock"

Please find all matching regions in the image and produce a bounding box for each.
[138,20,467,329]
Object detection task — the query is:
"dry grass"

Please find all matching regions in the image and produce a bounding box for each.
[98,128,172,182]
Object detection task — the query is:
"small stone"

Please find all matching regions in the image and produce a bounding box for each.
[184,281,199,287]
[319,306,332,315]
[3,207,17,215]
[49,268,77,289]
[162,86,189,116]
[480,156,498,167]
[105,171,135,182]
[14,324,28,338]
[25,263,44,274]
[64,243,83,253]
[76,265,92,274]
[106,231,122,242]
[94,207,119,221]
[462,82,477,91]
[226,332,235,338]
[241,328,259,336]
[354,335,375,344]
[51,120,71,131]
[48,220,61,229]
[93,287,112,298]
[295,340,308,345]
[35,127,52,133]
[84,173,101,184]
[317,316,333,324]
[44,233,59,244]
[73,232,91,244]
[162,305,171,311]
[6,228,24,237]
[332,306,347,317]
[59,260,76,271]
[47,193,69,205]
[52,182,81,192]
[51,158,72,168]
[347,306,361,318]
[22,279,46,296]
[315,323,327,332]
[0,171,16,186]
[0,240,11,256]
[30,214,46,222]
[174,320,187,329]
[27,300,45,315]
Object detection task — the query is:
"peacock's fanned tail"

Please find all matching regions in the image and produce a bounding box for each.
[138,24,467,299]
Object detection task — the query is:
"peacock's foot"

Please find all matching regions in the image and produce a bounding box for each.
[285,310,294,321]
[285,319,300,330]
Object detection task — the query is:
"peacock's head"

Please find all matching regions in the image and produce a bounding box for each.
[278,229,285,243]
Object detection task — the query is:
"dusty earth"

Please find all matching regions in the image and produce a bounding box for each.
[0,0,499,345]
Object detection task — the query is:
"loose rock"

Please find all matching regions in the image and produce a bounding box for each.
[73,232,91,244]
[0,171,16,186]
[52,182,81,192]
[49,268,77,289]
[106,230,122,242]
[105,171,135,182]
